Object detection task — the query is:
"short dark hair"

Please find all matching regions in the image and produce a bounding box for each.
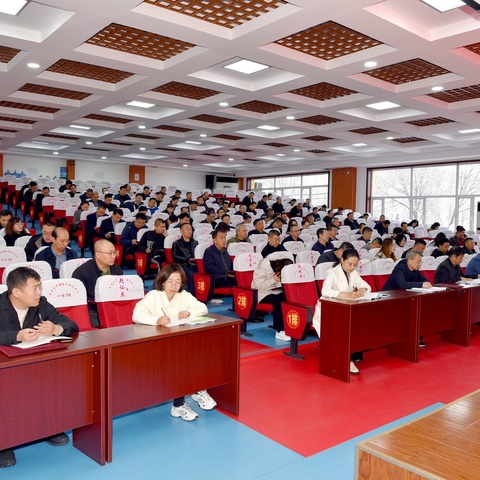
[178,212,190,220]
[392,227,402,235]
[339,242,354,251]
[7,266,40,294]
[449,246,464,257]
[268,230,280,238]
[104,193,113,199]
[316,227,326,237]
[0,209,12,217]
[153,264,187,292]
[112,208,123,216]
[414,239,427,246]
[327,224,337,232]
[363,227,373,233]
[135,213,147,221]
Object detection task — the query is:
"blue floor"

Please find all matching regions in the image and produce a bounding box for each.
[4,402,442,479]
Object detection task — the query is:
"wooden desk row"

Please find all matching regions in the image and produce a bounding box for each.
[0,315,241,465]
[319,285,480,383]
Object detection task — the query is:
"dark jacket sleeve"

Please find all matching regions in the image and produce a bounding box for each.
[120,223,136,246]
[394,265,427,289]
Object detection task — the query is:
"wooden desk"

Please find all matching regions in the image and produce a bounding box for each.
[356,390,480,480]
[320,291,419,382]
[80,314,241,462]
[0,335,107,465]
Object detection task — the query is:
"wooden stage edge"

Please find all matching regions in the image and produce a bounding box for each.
[355,389,480,480]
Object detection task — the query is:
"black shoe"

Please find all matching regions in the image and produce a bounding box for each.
[248,317,264,323]
[419,341,427,348]
[0,449,16,468]
[46,433,69,446]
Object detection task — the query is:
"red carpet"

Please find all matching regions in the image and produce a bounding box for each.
[230,329,480,457]
[240,338,277,357]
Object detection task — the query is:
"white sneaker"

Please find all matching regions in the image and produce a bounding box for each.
[210,299,223,304]
[191,390,217,411]
[275,330,291,342]
[171,402,198,421]
[350,361,360,374]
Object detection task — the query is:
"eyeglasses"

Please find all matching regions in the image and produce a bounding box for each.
[98,251,117,256]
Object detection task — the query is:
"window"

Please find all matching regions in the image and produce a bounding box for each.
[249,172,330,206]
[369,161,480,231]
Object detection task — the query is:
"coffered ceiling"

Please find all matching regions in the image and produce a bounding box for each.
[2,0,480,176]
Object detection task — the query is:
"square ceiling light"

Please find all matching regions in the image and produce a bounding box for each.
[421,0,464,12]
[224,59,269,75]
[126,101,155,109]
[0,0,28,15]
[366,101,400,110]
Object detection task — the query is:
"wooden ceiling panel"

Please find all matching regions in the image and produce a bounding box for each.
[144,0,287,29]
[86,23,195,61]
[274,21,382,61]
[18,84,91,100]
[289,82,357,101]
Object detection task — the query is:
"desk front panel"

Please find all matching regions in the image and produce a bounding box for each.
[109,323,240,417]
[0,352,98,451]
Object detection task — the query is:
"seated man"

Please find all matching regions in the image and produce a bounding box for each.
[431,238,450,258]
[317,242,354,264]
[433,247,470,284]
[99,208,124,243]
[361,236,382,251]
[282,224,304,244]
[248,218,265,236]
[102,193,115,212]
[36,227,78,278]
[172,223,198,293]
[450,225,466,248]
[374,219,390,236]
[120,213,148,267]
[72,239,123,326]
[312,227,331,254]
[382,250,432,290]
[402,238,427,259]
[359,226,373,244]
[139,218,167,265]
[227,224,251,246]
[343,211,359,230]
[0,266,79,468]
[85,203,107,252]
[463,237,476,255]
[204,230,236,290]
[465,252,480,279]
[201,208,217,229]
[261,230,287,258]
[114,184,131,207]
[25,222,55,261]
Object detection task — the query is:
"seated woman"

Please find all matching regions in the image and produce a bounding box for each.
[314,248,372,374]
[394,233,407,248]
[4,216,30,246]
[132,263,216,421]
[372,237,397,262]
[251,256,293,342]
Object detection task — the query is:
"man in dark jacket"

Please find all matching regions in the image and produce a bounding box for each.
[35,227,78,278]
[0,266,79,468]
[172,223,198,293]
[382,250,432,290]
[25,222,55,261]
[204,230,235,289]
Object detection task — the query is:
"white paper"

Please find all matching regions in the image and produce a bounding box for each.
[13,335,72,349]
[164,316,216,327]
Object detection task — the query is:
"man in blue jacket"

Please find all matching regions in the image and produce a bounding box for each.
[36,227,77,278]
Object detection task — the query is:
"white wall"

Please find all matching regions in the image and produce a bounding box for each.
[4,154,64,179]
[3,153,207,191]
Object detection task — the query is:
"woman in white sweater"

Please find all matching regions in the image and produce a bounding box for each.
[314,248,371,374]
[133,263,216,422]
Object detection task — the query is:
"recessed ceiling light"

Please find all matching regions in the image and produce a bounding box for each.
[69,124,90,130]
[294,149,300,152]
[186,141,201,145]
[183,164,188,167]
[353,143,367,147]
[85,141,93,145]
[224,59,269,75]
[421,0,464,12]
[27,62,40,69]
[258,125,279,131]
[366,101,400,110]
[199,133,207,138]
[458,128,480,134]
[386,136,395,140]
[101,156,107,159]
[431,86,444,92]
[127,101,155,109]
[286,115,295,120]
[138,125,146,129]
[228,158,234,161]
[0,0,28,16]
[52,151,59,155]
[139,147,146,151]
[32,141,48,145]
[276,154,286,157]
[364,61,377,68]
[219,102,229,107]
